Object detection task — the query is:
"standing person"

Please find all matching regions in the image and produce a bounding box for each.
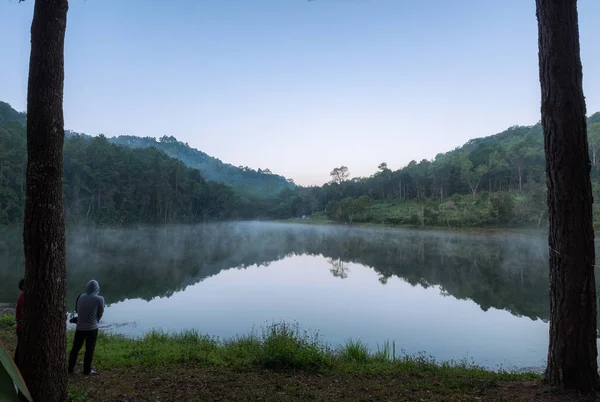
[14,279,24,367]
[68,280,104,375]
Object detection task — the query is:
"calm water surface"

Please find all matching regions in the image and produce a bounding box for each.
[1,222,596,371]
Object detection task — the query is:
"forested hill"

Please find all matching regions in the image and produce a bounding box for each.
[0,101,294,199]
[4,97,600,229]
[109,135,294,198]
[0,109,274,225]
[0,101,26,125]
[457,112,600,155]
[271,112,600,228]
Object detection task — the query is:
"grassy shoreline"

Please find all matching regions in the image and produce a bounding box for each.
[2,316,534,378]
[4,314,592,401]
[4,314,599,401]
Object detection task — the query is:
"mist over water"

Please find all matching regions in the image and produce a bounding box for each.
[1,222,597,370]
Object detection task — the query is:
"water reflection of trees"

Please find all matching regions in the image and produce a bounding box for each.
[327,258,349,279]
[1,222,592,325]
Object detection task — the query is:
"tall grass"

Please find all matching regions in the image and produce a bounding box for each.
[84,321,333,372]
[375,340,397,361]
[0,314,540,383]
[257,321,330,370]
[338,338,370,363]
[64,321,540,382]
[0,314,15,329]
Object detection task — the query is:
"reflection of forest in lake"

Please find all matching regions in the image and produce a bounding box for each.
[0,221,576,326]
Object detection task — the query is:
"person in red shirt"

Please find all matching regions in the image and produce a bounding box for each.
[14,279,24,367]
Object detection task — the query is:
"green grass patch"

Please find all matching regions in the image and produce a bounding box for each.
[258,321,330,370]
[66,321,540,386]
[77,321,333,372]
[0,314,15,329]
[0,318,542,398]
[68,385,90,402]
[338,338,370,364]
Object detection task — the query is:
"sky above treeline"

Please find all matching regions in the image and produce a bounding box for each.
[1,0,599,186]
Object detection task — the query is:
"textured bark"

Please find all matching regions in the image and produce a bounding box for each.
[536,0,599,391]
[20,0,69,401]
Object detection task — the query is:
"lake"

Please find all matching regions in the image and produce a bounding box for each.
[1,222,596,371]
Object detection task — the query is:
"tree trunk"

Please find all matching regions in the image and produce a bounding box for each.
[469,182,477,196]
[21,0,69,401]
[536,0,598,391]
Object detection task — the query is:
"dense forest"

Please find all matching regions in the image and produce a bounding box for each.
[0,108,273,225]
[0,101,26,126]
[108,135,294,198]
[273,113,600,228]
[2,99,600,228]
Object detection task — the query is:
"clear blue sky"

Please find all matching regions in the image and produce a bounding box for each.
[1,1,599,186]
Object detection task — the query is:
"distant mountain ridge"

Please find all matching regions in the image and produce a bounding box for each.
[0,101,26,126]
[0,101,294,198]
[109,134,294,198]
[4,99,600,202]
[456,112,600,156]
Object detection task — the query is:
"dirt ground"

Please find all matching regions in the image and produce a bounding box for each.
[69,366,599,402]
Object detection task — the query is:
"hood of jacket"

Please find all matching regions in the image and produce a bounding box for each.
[84,280,100,296]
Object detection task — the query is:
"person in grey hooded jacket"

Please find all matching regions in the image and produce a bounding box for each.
[68,279,104,375]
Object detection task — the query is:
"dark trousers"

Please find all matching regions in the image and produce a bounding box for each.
[68,329,98,374]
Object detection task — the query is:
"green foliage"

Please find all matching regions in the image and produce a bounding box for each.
[0,102,26,126]
[459,153,487,195]
[270,119,550,224]
[320,188,544,228]
[0,315,15,329]
[589,123,600,166]
[108,135,294,199]
[4,99,600,228]
[0,115,274,225]
[272,114,600,228]
[374,340,397,362]
[76,322,330,372]
[323,196,375,223]
[488,192,515,222]
[0,101,293,225]
[0,122,26,224]
[67,386,89,402]
[63,322,539,382]
[256,322,331,371]
[338,339,370,364]
[589,112,600,125]
[63,134,261,224]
